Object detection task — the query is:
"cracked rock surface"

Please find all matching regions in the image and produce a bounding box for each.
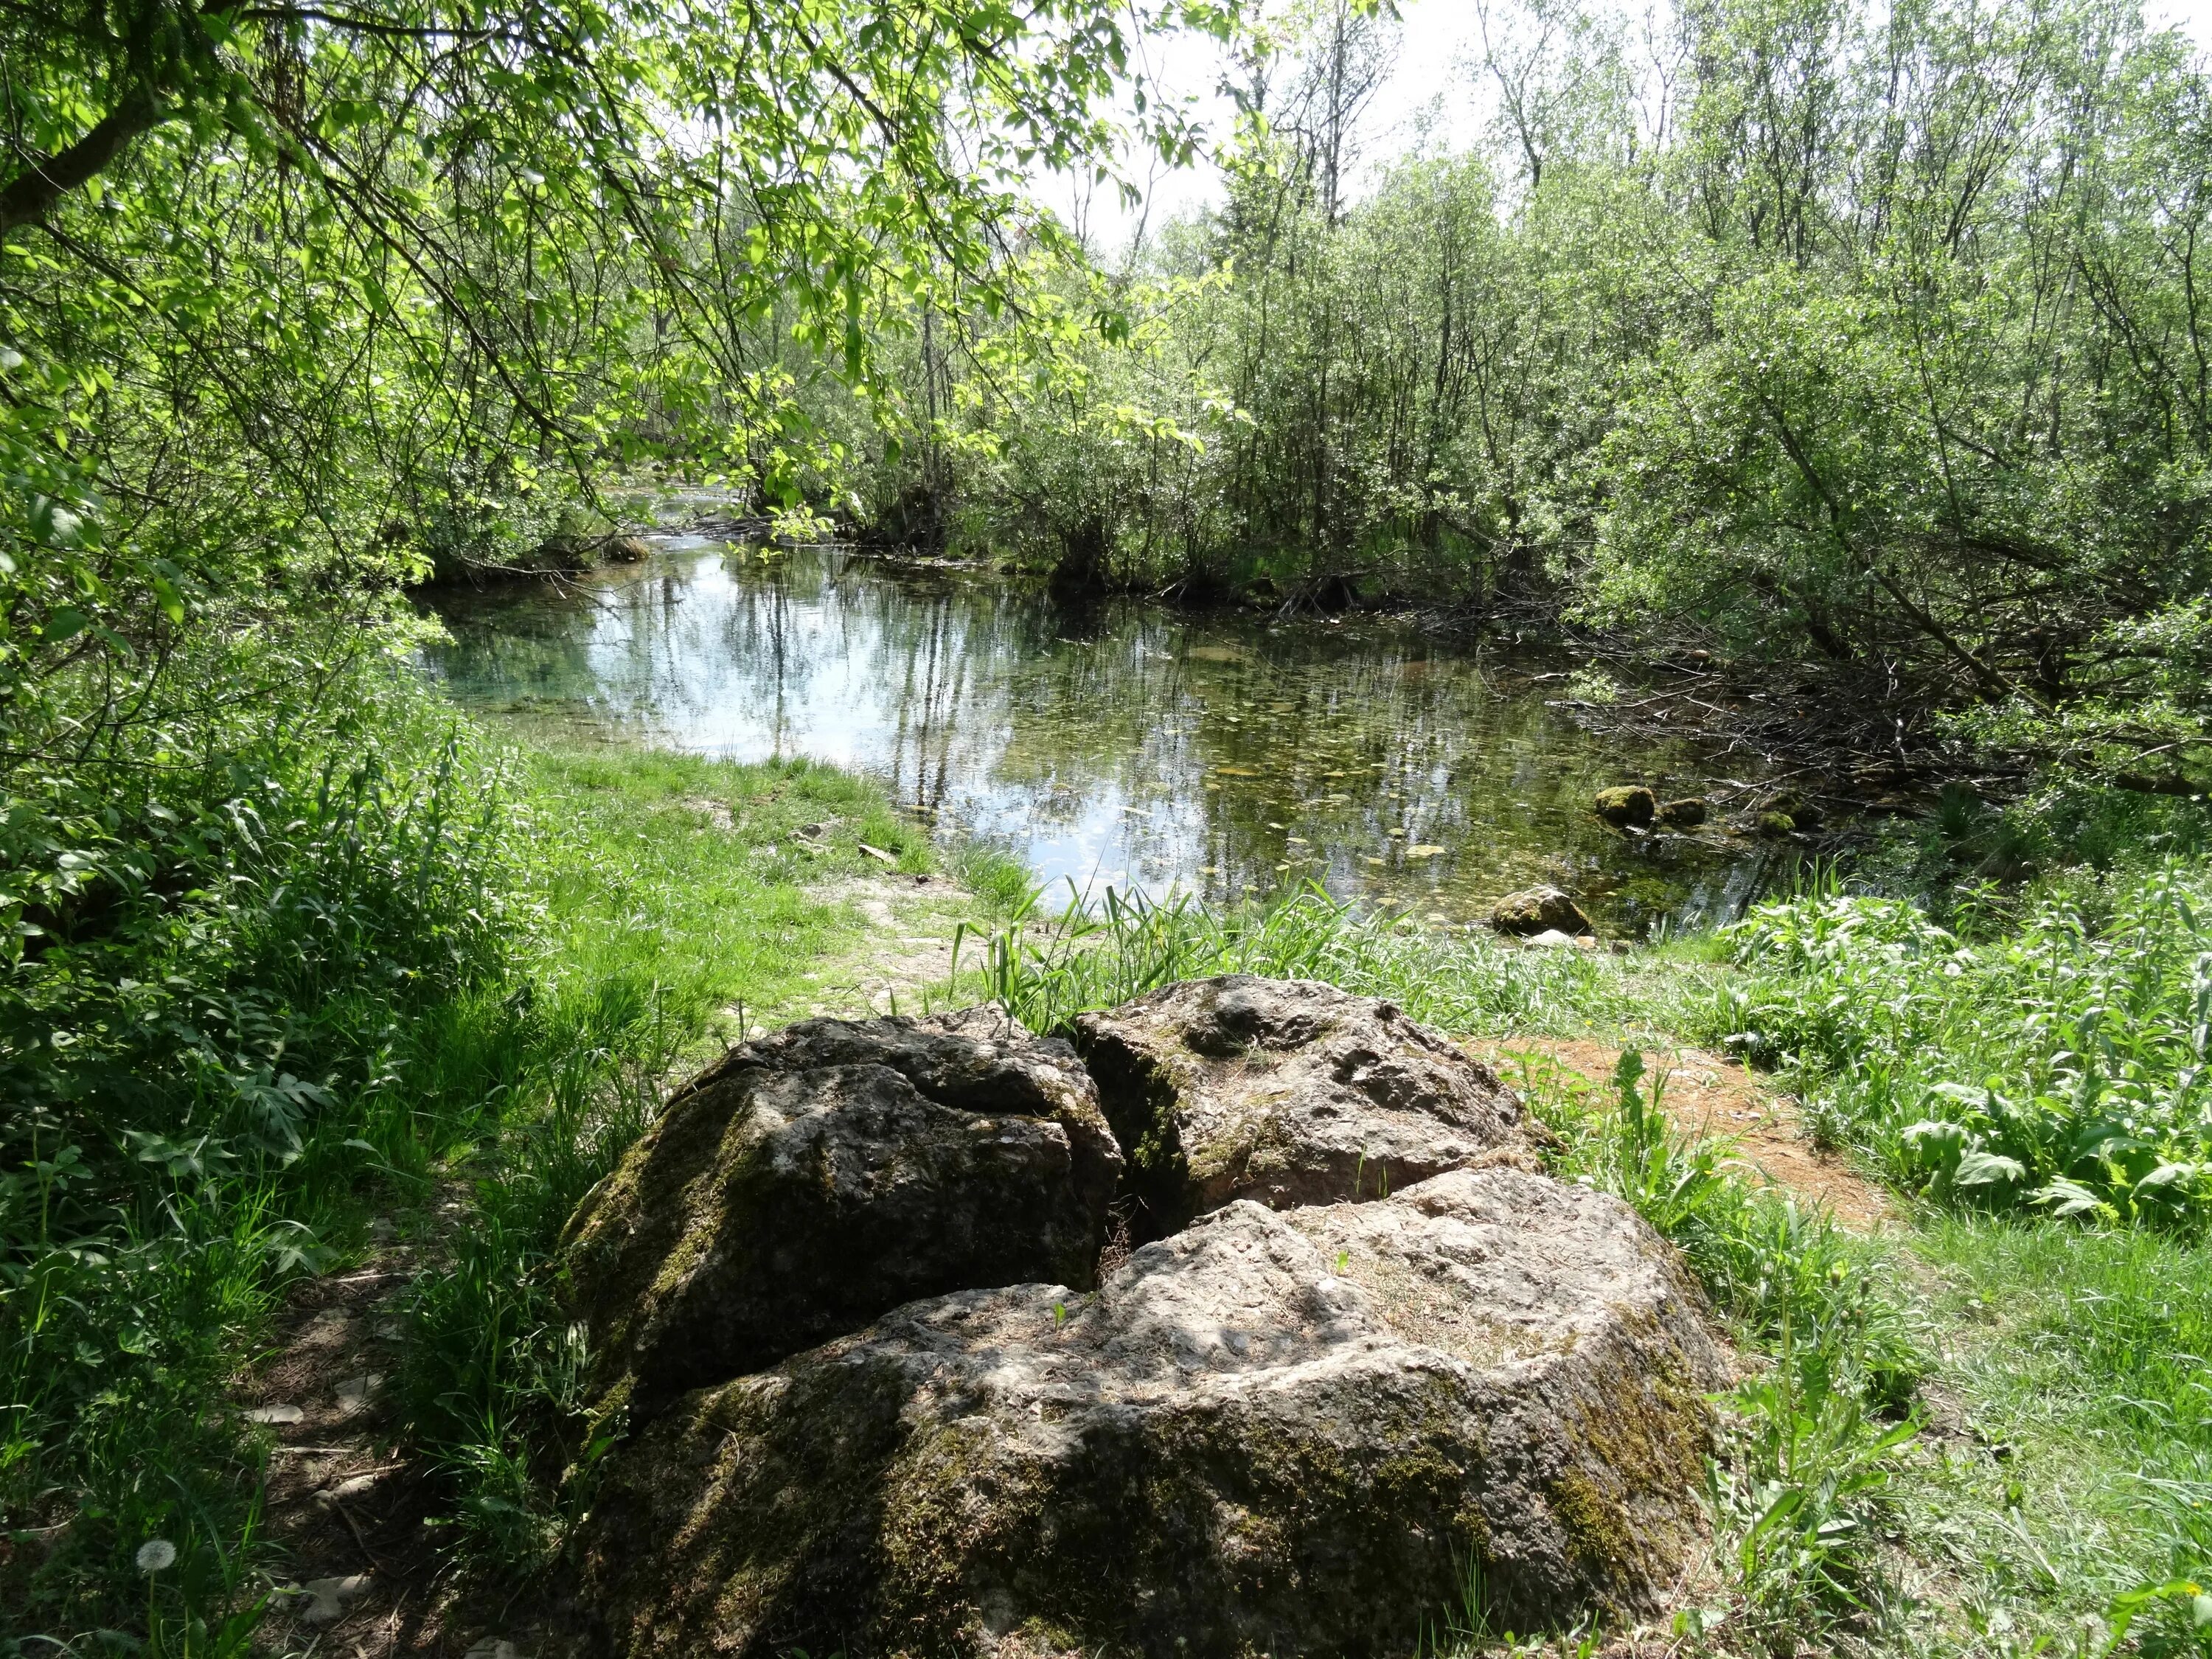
[571,1171,1724,1659]
[564,1009,1121,1417]
[1072,975,1529,1238]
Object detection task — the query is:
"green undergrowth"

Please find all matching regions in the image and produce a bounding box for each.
[0,684,958,1648]
[1708,855,2212,1228]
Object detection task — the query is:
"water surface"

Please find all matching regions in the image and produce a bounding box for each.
[423,539,1782,933]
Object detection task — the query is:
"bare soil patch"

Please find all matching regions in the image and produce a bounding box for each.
[1478,1037,1895,1233]
[755,871,984,1024]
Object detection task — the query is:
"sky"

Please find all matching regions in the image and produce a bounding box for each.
[1043,0,2212,256]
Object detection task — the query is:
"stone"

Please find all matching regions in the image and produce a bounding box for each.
[1593,785,1657,828]
[571,1170,1726,1658]
[299,1573,372,1626]
[605,535,652,563]
[1489,885,1593,937]
[1757,792,1823,832]
[244,1402,303,1425]
[1656,797,1707,827]
[1071,977,1526,1241]
[1525,928,1579,948]
[1756,810,1798,836]
[564,1010,1122,1419]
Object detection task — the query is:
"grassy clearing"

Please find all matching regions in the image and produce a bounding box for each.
[14,689,2212,1659]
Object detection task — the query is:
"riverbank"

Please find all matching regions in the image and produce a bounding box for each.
[8,700,2212,1658]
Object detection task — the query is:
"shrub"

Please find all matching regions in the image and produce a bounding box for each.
[1705,863,2212,1226]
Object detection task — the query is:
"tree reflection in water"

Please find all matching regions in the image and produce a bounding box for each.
[423,540,1776,934]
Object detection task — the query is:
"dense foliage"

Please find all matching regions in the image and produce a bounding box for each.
[862,0,2212,779]
[1714,859,2212,1223]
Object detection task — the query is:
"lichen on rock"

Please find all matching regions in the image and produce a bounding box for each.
[570,1172,1726,1659]
[1071,976,1527,1240]
[563,1009,1121,1417]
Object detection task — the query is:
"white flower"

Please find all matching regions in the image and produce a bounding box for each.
[136,1539,177,1573]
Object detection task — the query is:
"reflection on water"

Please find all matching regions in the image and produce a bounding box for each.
[422,540,1781,933]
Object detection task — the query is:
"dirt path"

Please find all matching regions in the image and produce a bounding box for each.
[755,870,989,1025]
[1477,1037,1894,1232]
[237,1219,457,1656]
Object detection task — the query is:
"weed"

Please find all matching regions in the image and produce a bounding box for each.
[1707,862,2212,1225]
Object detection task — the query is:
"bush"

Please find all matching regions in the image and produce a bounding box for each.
[0,636,523,1632]
[1706,862,2212,1226]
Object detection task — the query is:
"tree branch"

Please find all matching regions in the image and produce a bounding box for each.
[0,83,164,235]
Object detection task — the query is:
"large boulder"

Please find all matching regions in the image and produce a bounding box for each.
[563,1011,1121,1419]
[1070,977,1526,1241]
[571,1169,1727,1659]
[1490,886,1594,937]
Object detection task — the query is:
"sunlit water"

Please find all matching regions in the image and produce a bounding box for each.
[421,538,1787,934]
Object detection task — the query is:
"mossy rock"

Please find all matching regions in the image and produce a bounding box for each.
[568,1171,1727,1658]
[1490,885,1593,937]
[1593,785,1657,828]
[1655,798,1708,827]
[563,1011,1121,1419]
[1756,791,1825,832]
[1071,977,1527,1242]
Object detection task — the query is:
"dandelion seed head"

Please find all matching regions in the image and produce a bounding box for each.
[136,1539,177,1573]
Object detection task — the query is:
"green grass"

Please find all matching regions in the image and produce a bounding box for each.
[952,882,1729,1043]
[0,708,993,1648]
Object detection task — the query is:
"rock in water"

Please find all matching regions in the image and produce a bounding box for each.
[1071,977,1526,1239]
[564,1011,1121,1418]
[1656,797,1708,827]
[1489,885,1594,937]
[571,1170,1726,1658]
[1593,785,1658,828]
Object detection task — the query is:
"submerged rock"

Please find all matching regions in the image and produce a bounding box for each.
[1490,885,1593,937]
[563,1011,1121,1419]
[1593,785,1658,828]
[1071,977,1526,1239]
[571,1169,1726,1659]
